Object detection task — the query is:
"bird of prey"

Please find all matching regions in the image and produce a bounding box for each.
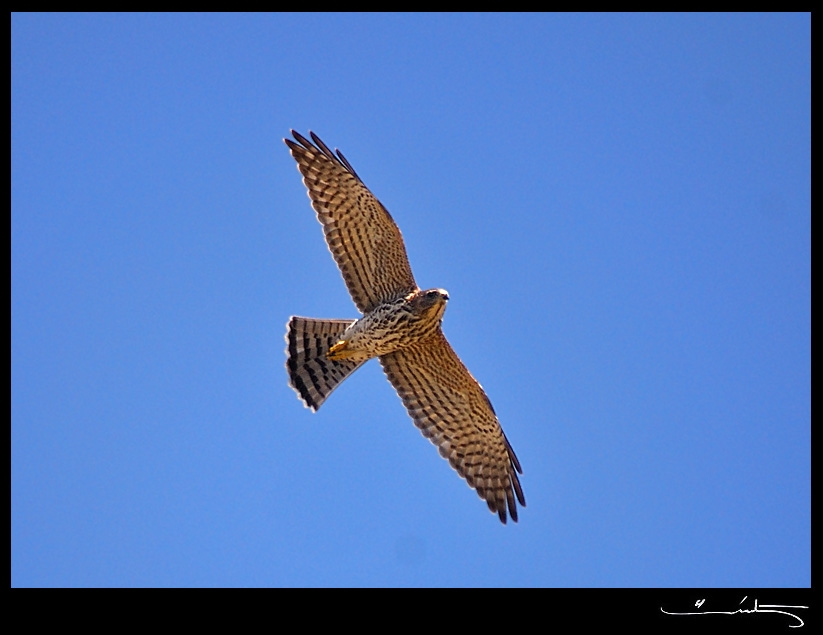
[284,131,525,523]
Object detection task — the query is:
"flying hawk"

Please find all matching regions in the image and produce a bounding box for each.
[284,131,525,523]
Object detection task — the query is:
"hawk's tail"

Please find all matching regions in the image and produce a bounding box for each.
[285,316,363,411]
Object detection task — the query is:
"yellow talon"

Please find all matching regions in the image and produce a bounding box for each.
[327,340,349,360]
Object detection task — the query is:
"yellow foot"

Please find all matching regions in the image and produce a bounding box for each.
[327,340,350,360]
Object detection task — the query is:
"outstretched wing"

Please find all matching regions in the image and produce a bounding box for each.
[285,131,418,314]
[379,331,525,523]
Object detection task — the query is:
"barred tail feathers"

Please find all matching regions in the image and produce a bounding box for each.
[285,316,362,411]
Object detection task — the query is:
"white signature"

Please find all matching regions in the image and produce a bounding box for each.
[661,596,808,628]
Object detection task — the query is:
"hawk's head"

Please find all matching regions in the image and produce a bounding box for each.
[408,288,449,322]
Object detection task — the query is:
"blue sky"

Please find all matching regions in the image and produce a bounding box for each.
[12,13,809,587]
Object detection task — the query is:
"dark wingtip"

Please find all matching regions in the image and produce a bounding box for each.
[309,132,339,164]
[508,497,519,523]
[285,130,362,181]
[334,148,361,180]
[287,130,315,150]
